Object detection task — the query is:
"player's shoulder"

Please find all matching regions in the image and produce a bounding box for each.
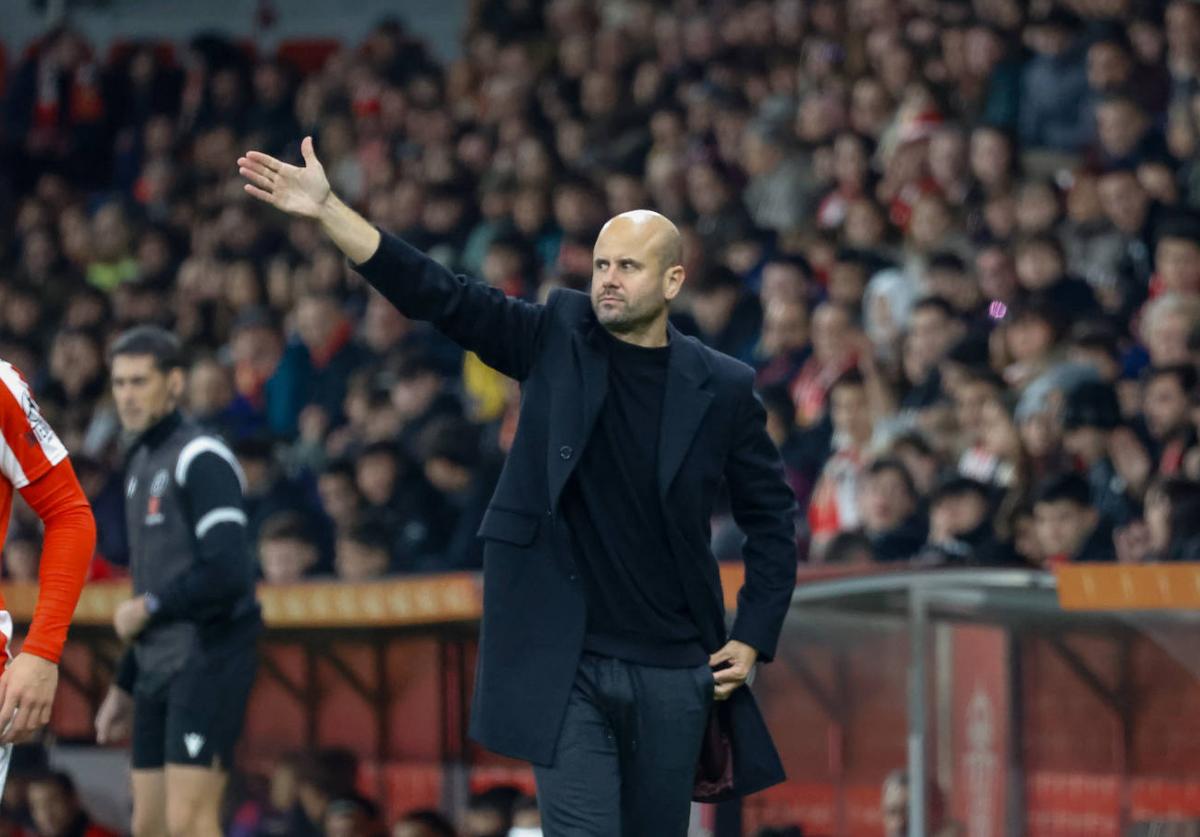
[0,358,32,405]
[173,425,245,489]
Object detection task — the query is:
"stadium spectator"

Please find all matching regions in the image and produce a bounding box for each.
[7,0,1200,583]
[257,512,322,584]
[1033,472,1117,565]
[26,771,116,837]
[856,458,926,562]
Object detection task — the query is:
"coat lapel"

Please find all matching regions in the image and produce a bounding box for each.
[547,322,608,510]
[658,324,714,497]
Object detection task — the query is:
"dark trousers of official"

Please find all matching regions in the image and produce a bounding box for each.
[534,652,714,837]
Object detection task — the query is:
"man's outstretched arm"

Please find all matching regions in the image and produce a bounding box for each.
[239,137,548,381]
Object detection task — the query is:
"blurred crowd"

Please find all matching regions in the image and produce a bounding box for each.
[5,0,1200,580]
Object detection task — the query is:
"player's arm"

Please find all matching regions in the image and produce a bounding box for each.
[19,461,96,663]
[0,368,96,743]
[238,138,548,381]
[0,461,95,744]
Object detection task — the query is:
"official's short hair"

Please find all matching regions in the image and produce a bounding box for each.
[108,325,184,372]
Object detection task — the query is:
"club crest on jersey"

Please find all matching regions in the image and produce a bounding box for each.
[150,469,169,497]
[145,470,168,525]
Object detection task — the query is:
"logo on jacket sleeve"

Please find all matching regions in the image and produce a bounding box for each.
[145,469,169,526]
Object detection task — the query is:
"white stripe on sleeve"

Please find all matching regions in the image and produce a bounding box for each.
[175,437,246,491]
[194,507,248,539]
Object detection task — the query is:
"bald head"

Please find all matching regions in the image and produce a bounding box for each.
[591,210,686,345]
[599,210,683,273]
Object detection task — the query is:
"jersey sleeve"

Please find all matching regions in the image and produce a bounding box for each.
[0,363,68,489]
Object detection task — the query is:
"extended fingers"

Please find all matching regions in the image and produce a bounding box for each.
[244,150,283,171]
[239,165,276,192]
[244,184,276,204]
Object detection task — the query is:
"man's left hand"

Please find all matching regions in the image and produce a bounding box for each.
[0,654,59,744]
[709,640,759,702]
[113,596,151,642]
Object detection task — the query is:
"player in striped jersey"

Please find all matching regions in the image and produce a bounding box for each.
[0,360,96,787]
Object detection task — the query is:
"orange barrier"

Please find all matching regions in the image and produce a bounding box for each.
[5,564,749,628]
[1056,563,1200,609]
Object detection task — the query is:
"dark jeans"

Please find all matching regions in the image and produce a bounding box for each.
[534,653,714,836]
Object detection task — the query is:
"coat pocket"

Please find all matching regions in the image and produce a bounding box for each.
[476,507,541,546]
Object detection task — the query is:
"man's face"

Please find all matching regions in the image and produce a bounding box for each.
[906,308,957,374]
[1098,172,1148,233]
[295,297,339,353]
[1015,244,1063,290]
[260,539,317,584]
[859,469,915,533]
[831,384,871,443]
[956,381,996,444]
[111,354,181,434]
[1035,500,1096,558]
[812,305,852,364]
[28,783,75,837]
[1144,375,1191,439]
[590,217,683,336]
[318,475,359,525]
[1146,310,1192,366]
[761,300,809,356]
[1088,42,1130,91]
[1155,239,1200,295]
[1097,101,1147,158]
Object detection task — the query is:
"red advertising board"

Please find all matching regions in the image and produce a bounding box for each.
[951,625,1010,836]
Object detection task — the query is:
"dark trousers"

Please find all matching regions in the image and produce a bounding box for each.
[534,653,714,836]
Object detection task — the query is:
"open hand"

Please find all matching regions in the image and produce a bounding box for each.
[238,136,331,219]
[709,639,759,701]
[0,654,58,744]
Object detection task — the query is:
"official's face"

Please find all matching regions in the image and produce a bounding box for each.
[111,354,183,434]
[590,215,684,338]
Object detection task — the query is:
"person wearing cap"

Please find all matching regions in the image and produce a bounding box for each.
[1061,380,1139,527]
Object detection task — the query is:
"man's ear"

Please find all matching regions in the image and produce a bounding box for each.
[167,368,187,400]
[663,265,686,302]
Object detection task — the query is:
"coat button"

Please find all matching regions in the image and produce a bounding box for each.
[560,445,573,460]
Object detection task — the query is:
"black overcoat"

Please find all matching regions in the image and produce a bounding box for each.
[356,231,797,798]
